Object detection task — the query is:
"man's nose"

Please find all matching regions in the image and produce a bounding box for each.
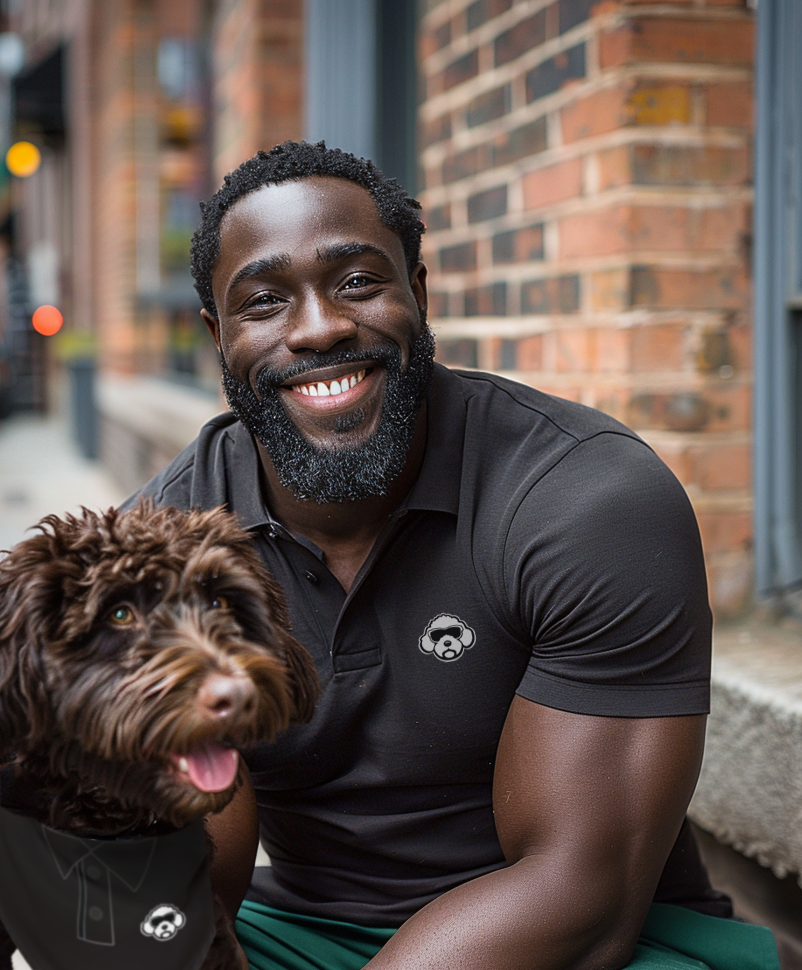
[285,293,358,354]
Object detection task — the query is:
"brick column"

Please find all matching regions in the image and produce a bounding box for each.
[212,0,304,183]
[418,0,754,616]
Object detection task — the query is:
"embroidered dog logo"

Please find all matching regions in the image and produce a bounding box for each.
[140,903,186,941]
[419,614,475,662]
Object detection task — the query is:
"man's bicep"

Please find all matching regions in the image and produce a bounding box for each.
[493,696,706,938]
[506,434,712,717]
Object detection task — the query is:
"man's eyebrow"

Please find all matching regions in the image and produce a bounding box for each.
[228,254,292,291]
[316,242,393,265]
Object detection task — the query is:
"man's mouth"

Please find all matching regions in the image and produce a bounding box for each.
[288,367,368,398]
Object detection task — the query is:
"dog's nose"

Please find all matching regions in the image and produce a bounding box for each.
[197,673,256,719]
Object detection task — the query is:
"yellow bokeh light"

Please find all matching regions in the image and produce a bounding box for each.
[6,141,41,178]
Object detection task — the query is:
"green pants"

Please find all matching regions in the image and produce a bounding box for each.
[236,900,780,970]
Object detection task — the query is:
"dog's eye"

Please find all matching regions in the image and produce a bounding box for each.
[109,605,135,626]
[209,595,230,611]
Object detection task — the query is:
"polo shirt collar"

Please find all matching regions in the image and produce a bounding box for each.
[226,362,466,529]
[41,825,156,891]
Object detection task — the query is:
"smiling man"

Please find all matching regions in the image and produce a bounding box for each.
[128,142,778,970]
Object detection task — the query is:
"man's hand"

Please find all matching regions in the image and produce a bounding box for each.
[365,696,705,970]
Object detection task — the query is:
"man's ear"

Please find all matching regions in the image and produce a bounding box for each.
[410,262,428,319]
[201,308,222,352]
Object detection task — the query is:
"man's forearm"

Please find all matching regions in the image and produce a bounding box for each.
[364,853,645,970]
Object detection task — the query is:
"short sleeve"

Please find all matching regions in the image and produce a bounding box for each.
[504,433,711,717]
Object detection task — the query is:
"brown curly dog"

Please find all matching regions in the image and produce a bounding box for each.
[0,502,318,970]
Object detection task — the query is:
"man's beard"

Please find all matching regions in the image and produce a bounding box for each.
[221,324,436,503]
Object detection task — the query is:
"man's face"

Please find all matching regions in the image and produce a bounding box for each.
[204,177,433,503]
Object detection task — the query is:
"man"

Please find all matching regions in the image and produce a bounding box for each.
[130,141,777,970]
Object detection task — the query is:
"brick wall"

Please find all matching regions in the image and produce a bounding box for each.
[418,0,755,616]
[212,0,304,183]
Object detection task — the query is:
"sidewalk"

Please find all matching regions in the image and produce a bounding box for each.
[0,412,126,553]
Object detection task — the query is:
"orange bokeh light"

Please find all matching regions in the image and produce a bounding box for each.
[6,140,41,178]
[32,305,64,336]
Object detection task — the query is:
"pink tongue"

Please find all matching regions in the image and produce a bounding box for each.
[184,744,239,792]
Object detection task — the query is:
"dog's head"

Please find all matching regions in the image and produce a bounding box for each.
[0,502,318,827]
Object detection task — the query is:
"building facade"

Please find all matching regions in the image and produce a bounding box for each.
[0,0,762,619]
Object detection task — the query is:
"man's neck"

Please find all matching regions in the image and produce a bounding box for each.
[256,407,427,593]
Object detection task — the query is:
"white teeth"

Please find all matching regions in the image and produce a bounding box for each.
[178,757,189,773]
[293,368,368,398]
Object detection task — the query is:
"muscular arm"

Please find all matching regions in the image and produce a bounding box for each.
[206,761,259,969]
[365,696,705,970]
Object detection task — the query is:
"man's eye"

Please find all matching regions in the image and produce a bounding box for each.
[341,274,374,290]
[209,595,230,611]
[245,292,282,310]
[109,605,135,626]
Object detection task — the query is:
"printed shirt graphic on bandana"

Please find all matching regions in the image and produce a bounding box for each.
[0,807,215,970]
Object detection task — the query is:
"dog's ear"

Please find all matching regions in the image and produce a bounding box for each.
[0,525,69,756]
[278,631,319,724]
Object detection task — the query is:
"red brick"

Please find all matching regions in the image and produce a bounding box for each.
[705,81,753,128]
[421,114,452,149]
[522,157,583,210]
[631,324,687,372]
[559,207,630,258]
[521,274,580,313]
[493,225,545,264]
[632,144,751,186]
[689,442,751,491]
[492,116,548,165]
[517,334,543,370]
[436,338,479,368]
[704,383,752,432]
[596,145,631,190]
[467,0,514,32]
[554,328,592,373]
[589,268,631,310]
[494,10,547,67]
[630,266,750,310]
[600,18,754,69]
[561,85,629,143]
[439,241,478,272]
[696,509,752,555]
[595,327,630,373]
[727,322,752,372]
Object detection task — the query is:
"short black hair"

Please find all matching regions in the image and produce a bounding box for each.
[190,141,426,319]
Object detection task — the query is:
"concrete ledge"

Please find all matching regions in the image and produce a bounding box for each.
[96,374,223,494]
[690,621,802,887]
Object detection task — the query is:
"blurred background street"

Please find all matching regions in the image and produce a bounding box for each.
[0,408,124,553]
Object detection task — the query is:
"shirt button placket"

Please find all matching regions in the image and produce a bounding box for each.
[81,857,114,945]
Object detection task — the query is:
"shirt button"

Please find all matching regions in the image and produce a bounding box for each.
[86,865,101,879]
[304,571,319,585]
[88,906,104,921]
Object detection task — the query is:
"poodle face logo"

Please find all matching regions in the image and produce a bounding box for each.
[419,614,476,662]
[140,904,186,941]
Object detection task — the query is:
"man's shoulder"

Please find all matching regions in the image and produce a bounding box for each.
[122,411,241,511]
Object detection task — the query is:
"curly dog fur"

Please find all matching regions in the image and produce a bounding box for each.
[0,502,318,969]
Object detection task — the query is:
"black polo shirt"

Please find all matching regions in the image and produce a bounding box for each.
[128,364,714,927]
[0,808,214,970]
